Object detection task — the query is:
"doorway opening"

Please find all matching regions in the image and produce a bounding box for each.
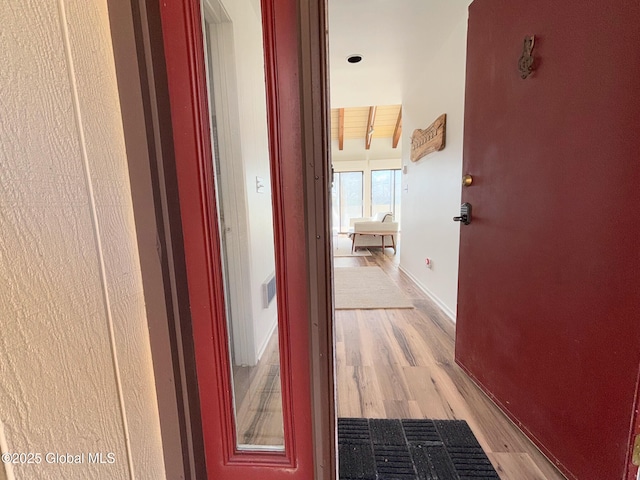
[118,0,640,477]
[325,1,565,478]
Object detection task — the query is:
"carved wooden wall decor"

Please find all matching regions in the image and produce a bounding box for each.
[518,35,536,79]
[410,113,446,162]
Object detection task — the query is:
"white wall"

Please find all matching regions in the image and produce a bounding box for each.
[220,0,278,364]
[332,137,402,163]
[0,1,165,478]
[399,12,470,320]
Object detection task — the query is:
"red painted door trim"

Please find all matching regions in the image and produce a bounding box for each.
[158,0,314,477]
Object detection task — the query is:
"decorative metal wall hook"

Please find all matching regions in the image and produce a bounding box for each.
[518,35,536,79]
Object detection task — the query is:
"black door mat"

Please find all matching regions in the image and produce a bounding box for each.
[338,418,499,480]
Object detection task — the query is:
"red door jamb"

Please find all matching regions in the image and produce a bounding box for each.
[157,0,314,477]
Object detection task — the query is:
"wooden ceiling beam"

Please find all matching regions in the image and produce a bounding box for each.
[338,108,344,150]
[392,107,402,148]
[365,106,377,150]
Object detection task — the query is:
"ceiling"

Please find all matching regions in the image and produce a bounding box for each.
[327,0,471,109]
[330,105,402,150]
[327,1,470,152]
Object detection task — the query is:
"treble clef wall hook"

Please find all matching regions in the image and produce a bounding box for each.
[518,35,536,79]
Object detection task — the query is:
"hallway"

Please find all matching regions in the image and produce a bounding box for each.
[234,246,567,478]
[334,250,566,480]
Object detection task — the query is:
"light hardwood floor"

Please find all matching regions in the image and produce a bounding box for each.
[334,250,567,480]
[232,246,567,478]
[233,332,284,448]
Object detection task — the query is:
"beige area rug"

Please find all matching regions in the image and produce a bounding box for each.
[334,266,413,310]
[332,234,371,257]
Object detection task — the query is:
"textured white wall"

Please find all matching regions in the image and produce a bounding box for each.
[399,12,470,320]
[0,1,165,478]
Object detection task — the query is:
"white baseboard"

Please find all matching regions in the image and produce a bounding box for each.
[255,313,279,363]
[398,265,457,322]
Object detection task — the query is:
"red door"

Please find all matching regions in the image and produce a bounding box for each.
[456,1,640,479]
[157,0,317,478]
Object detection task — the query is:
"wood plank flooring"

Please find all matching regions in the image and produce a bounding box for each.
[233,332,284,448]
[232,244,567,478]
[335,250,566,480]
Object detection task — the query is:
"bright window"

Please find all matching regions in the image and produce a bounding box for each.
[331,171,364,233]
[371,169,401,226]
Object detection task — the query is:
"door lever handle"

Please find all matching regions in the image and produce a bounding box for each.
[453,203,472,225]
